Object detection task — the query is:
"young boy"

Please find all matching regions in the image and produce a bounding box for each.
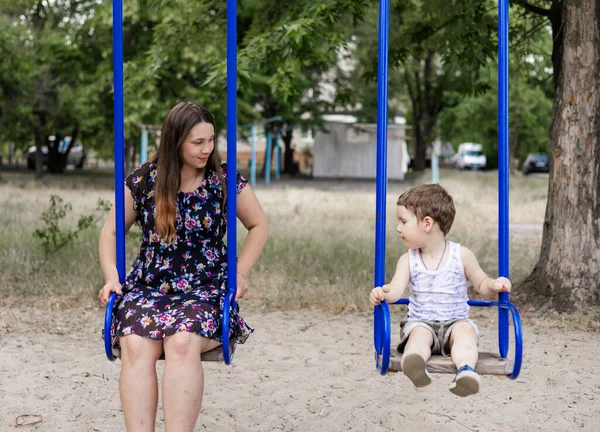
[369,184,511,397]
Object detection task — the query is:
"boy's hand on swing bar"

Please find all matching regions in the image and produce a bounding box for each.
[491,277,511,293]
[370,286,387,306]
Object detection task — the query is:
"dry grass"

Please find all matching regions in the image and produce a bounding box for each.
[0,168,549,312]
[245,168,548,311]
[0,170,137,302]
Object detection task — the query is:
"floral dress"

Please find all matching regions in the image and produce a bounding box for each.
[109,161,253,350]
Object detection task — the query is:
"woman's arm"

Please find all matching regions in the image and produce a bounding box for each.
[235,185,269,279]
[99,186,138,285]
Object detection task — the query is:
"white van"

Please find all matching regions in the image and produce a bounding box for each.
[453,143,486,170]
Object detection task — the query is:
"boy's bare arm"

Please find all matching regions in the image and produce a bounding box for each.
[461,246,511,299]
[370,253,410,305]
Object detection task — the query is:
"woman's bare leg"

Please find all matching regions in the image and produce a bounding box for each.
[119,334,164,432]
[162,332,221,432]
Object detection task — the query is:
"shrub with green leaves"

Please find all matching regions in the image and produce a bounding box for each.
[33,195,111,259]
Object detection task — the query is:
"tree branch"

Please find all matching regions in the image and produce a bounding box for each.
[410,6,496,46]
[416,15,461,43]
[513,18,548,48]
[513,0,551,17]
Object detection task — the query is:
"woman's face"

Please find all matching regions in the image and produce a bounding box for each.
[180,121,215,170]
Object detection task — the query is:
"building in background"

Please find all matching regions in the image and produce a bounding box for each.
[312,121,408,181]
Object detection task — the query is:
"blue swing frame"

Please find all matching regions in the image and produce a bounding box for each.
[104,0,239,365]
[372,0,523,378]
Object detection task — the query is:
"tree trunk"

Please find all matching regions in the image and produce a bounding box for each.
[412,121,426,171]
[522,0,600,311]
[421,49,437,169]
[48,133,66,174]
[47,128,80,174]
[125,138,137,174]
[407,51,442,172]
[549,1,566,92]
[34,127,45,178]
[281,127,298,175]
[406,68,426,171]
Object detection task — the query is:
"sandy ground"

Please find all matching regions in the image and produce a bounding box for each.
[1,304,599,432]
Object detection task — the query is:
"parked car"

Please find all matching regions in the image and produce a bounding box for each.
[452,143,487,170]
[522,153,549,175]
[27,137,86,170]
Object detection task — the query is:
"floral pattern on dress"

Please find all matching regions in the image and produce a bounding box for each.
[109,161,252,349]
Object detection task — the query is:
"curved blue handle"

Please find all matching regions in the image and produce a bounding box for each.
[222,291,236,365]
[506,302,523,379]
[373,301,391,375]
[104,292,118,361]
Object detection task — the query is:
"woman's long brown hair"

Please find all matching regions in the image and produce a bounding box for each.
[152,101,226,242]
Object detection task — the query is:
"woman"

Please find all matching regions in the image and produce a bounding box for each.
[98,101,268,431]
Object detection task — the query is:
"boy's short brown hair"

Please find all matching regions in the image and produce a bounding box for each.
[397,184,456,235]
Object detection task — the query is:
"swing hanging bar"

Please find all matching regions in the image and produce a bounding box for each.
[103,0,125,362]
[372,0,523,379]
[104,0,238,364]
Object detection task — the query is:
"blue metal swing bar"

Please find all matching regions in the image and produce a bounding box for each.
[222,0,238,365]
[104,0,125,361]
[372,0,523,378]
[104,0,238,365]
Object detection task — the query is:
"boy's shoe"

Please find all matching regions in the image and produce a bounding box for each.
[401,352,431,388]
[449,365,480,397]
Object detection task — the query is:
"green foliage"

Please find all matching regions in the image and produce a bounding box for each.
[33,196,111,259]
[440,80,552,163]
[332,0,554,168]
[0,0,115,159]
[0,0,558,169]
[440,23,554,164]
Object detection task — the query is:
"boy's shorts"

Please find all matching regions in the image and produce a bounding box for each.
[397,318,479,356]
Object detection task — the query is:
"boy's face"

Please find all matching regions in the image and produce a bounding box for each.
[396,205,425,249]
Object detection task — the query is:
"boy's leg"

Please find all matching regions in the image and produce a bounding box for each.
[447,322,480,397]
[448,322,478,370]
[401,326,434,388]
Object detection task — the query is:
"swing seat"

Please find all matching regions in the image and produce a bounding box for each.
[377,351,513,375]
[373,299,523,378]
[107,338,237,362]
[104,291,238,364]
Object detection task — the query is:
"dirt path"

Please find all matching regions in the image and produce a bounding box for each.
[1,304,598,431]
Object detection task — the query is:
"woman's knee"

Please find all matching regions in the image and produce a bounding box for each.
[164,331,202,360]
[120,335,162,365]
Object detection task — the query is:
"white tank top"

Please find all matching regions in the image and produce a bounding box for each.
[407,241,470,321]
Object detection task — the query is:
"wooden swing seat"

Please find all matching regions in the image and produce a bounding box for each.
[379,351,513,376]
[110,339,236,363]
